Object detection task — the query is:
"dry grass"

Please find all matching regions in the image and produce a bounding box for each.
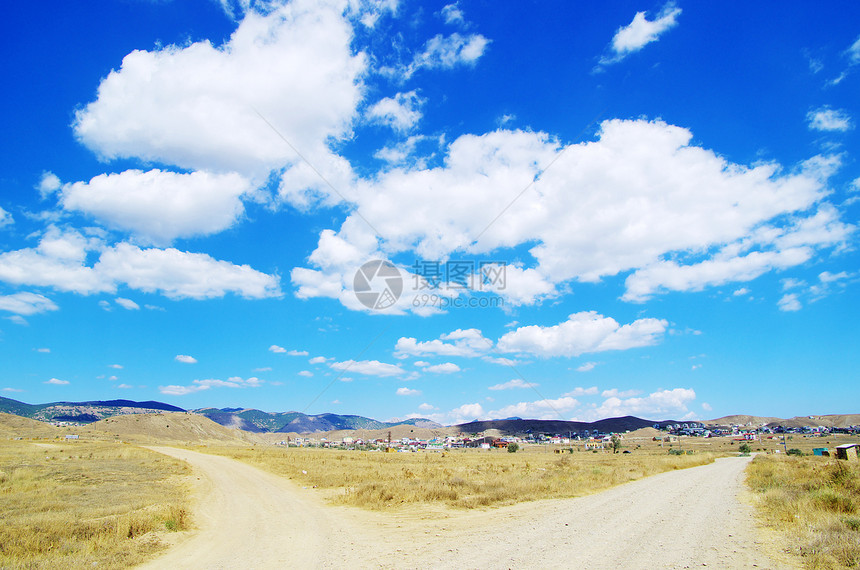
[747,454,860,569]
[203,445,715,510]
[0,439,191,569]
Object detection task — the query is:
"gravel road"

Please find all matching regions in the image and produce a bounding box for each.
[140,448,794,569]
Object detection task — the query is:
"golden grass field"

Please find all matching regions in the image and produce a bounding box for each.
[747,454,860,569]
[204,444,716,510]
[0,439,191,570]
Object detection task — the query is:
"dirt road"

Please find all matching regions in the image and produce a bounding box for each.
[141,448,793,569]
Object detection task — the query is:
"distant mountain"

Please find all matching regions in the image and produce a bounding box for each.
[193,407,442,434]
[454,416,679,436]
[0,396,185,424]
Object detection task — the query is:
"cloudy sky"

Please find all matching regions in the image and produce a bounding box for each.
[1,1,858,424]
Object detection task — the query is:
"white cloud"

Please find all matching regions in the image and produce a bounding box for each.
[96,243,281,299]
[418,402,436,411]
[2,387,24,393]
[36,348,50,353]
[406,33,489,77]
[287,349,309,356]
[0,227,280,300]
[367,91,424,132]
[448,402,484,424]
[115,297,139,310]
[45,378,69,385]
[574,388,696,422]
[819,271,850,283]
[807,107,853,132]
[601,2,681,65]
[117,384,133,389]
[733,287,750,296]
[482,356,519,366]
[253,367,272,372]
[488,378,537,391]
[576,362,598,372]
[396,387,421,396]
[423,362,461,374]
[0,292,59,316]
[563,386,599,397]
[701,402,713,412]
[108,364,123,369]
[37,171,62,199]
[330,359,404,377]
[298,370,313,377]
[159,375,263,395]
[269,345,287,353]
[0,206,12,228]
[395,328,491,358]
[309,356,327,364]
[5,315,28,326]
[497,312,668,358]
[61,169,251,245]
[440,4,464,25]
[72,0,365,186]
[175,354,198,364]
[778,293,802,312]
[488,397,579,420]
[601,388,642,398]
[846,34,860,65]
[295,119,846,309]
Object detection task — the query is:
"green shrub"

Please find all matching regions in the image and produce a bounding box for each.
[786,448,803,456]
[738,443,752,454]
[506,443,519,453]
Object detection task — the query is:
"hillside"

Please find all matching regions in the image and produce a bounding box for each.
[0,412,62,438]
[194,407,442,433]
[0,396,185,424]
[86,412,262,444]
[454,416,677,437]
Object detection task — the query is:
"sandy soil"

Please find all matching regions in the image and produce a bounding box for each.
[140,448,795,569]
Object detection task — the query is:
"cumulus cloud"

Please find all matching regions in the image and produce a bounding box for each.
[159,376,263,395]
[0,206,12,228]
[576,362,598,372]
[175,354,198,364]
[0,292,59,316]
[601,388,642,398]
[396,387,421,396]
[298,370,313,377]
[563,386,599,397]
[405,32,489,77]
[288,349,309,356]
[330,359,404,377]
[115,297,139,310]
[600,2,681,65]
[807,107,853,132]
[294,119,847,309]
[45,378,69,385]
[497,312,668,358]
[488,379,537,391]
[488,397,579,420]
[395,328,491,358]
[574,387,696,422]
[269,345,287,353]
[37,171,62,199]
[423,362,461,374]
[0,227,280,299]
[61,169,251,245]
[367,91,424,131]
[778,293,802,312]
[73,0,364,187]
[309,356,327,364]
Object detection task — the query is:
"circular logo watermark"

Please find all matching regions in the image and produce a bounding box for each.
[353,260,403,310]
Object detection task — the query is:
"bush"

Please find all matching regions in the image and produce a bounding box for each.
[786,448,803,456]
[506,442,519,453]
[738,443,752,454]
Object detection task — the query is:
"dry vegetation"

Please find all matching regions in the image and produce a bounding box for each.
[0,439,191,569]
[747,454,860,569]
[203,445,715,510]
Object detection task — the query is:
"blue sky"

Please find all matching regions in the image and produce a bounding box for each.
[1,1,858,424]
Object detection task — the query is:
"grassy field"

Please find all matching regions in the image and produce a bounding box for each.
[203,444,716,510]
[747,454,860,569]
[0,439,191,569]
